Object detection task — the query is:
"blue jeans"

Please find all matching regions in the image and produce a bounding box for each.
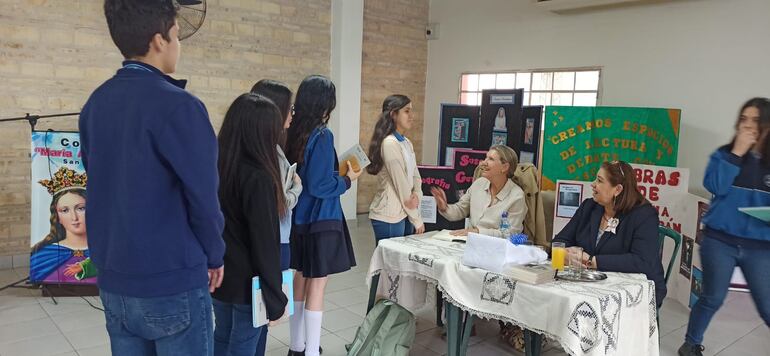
[100,287,214,356]
[372,218,414,244]
[213,299,268,356]
[685,236,770,345]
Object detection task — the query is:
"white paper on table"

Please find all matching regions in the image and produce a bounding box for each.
[420,196,437,224]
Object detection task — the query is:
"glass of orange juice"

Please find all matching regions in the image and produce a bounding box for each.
[551,242,566,271]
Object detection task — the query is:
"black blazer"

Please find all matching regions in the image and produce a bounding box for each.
[554,199,666,307]
[211,158,287,320]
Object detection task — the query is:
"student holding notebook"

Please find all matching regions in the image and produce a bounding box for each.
[212,94,288,356]
[679,98,770,356]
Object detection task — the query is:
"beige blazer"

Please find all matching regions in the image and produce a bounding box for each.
[439,177,527,238]
[369,135,423,227]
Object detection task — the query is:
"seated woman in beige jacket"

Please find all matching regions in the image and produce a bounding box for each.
[367,95,425,243]
[431,145,527,237]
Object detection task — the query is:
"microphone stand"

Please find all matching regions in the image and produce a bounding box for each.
[0,112,80,131]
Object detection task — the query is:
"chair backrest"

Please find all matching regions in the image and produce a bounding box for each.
[657,225,682,284]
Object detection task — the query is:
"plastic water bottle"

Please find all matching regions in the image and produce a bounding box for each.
[500,211,511,239]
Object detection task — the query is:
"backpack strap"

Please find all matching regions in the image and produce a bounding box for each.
[346,300,391,355]
[369,301,401,356]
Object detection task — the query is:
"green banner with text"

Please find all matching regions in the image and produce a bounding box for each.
[542,106,680,190]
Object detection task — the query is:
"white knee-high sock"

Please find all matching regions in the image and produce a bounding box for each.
[304,309,323,356]
[289,302,306,352]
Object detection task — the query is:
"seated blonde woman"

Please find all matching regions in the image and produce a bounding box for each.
[431,145,527,237]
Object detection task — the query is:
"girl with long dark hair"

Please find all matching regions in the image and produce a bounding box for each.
[367,94,424,243]
[251,79,302,271]
[211,93,288,356]
[250,79,303,356]
[285,75,360,356]
[679,98,770,356]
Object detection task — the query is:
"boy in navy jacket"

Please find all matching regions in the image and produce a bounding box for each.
[79,1,224,354]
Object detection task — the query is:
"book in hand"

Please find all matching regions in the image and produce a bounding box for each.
[504,263,555,285]
[285,163,297,188]
[339,144,370,176]
[252,270,294,328]
[738,207,770,223]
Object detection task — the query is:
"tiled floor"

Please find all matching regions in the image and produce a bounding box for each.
[1,215,767,356]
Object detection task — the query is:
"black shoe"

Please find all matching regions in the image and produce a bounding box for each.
[678,342,704,356]
[286,347,322,356]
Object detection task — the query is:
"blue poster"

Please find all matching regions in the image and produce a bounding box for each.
[29,131,95,284]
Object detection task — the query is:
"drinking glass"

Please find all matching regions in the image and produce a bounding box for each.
[551,242,566,271]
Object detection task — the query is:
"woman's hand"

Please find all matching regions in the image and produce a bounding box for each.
[414,224,425,234]
[732,126,758,156]
[346,161,362,181]
[430,186,448,212]
[63,263,83,277]
[404,193,420,210]
[450,227,478,236]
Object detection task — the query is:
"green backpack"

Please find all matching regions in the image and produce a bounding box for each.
[346,299,416,356]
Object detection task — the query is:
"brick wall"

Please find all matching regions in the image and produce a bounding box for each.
[0,0,330,257]
[357,0,429,213]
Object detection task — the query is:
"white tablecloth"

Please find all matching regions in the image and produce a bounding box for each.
[367,235,659,356]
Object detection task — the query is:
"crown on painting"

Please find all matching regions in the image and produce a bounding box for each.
[38,167,87,195]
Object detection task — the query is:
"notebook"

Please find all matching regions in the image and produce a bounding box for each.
[252,269,294,327]
[339,144,370,176]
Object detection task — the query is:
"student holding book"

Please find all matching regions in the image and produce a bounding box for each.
[250,79,302,355]
[679,98,770,356]
[367,95,425,243]
[285,75,359,356]
[251,79,302,271]
[212,94,288,356]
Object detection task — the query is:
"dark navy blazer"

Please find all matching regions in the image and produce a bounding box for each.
[554,198,666,307]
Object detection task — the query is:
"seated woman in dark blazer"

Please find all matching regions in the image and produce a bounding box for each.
[553,160,666,307]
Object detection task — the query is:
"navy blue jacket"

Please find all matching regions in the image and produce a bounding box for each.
[79,61,225,297]
[702,146,770,247]
[293,127,351,232]
[554,199,666,307]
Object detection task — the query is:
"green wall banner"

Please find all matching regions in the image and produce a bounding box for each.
[541,106,681,190]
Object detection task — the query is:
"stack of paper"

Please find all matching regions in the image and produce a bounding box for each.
[505,264,555,285]
[430,229,464,242]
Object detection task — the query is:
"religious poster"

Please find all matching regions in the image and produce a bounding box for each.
[439,104,480,166]
[519,106,543,167]
[541,106,681,190]
[30,131,96,285]
[479,89,523,150]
